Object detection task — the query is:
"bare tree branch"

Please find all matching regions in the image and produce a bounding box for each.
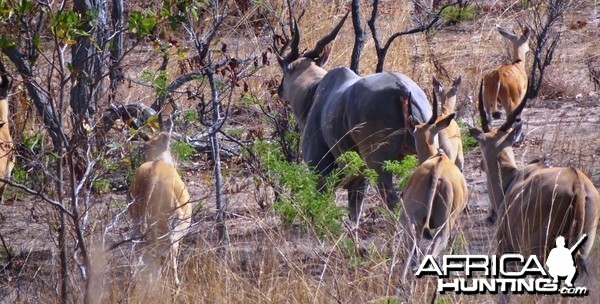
[367,0,459,73]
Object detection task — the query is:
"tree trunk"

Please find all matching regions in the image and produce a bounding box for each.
[350,0,365,74]
[207,69,227,244]
[109,0,125,103]
[71,0,108,141]
[2,48,62,148]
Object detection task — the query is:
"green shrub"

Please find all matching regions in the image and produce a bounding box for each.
[253,140,344,239]
[92,178,111,193]
[336,151,378,186]
[440,5,475,24]
[240,92,262,107]
[382,155,419,189]
[457,120,478,152]
[171,140,195,162]
[183,109,198,123]
[22,132,44,153]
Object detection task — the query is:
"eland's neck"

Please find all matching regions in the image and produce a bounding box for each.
[157,151,174,166]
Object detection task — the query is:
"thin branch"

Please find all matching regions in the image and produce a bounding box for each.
[0,177,73,217]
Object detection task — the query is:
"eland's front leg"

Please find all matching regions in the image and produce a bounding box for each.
[345,177,368,222]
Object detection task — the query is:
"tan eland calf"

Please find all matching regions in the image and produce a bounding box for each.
[129,132,192,286]
[399,93,468,281]
[0,63,14,203]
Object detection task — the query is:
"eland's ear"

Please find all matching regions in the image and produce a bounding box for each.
[407,115,418,134]
[521,26,531,40]
[506,122,524,145]
[469,127,485,142]
[158,132,171,148]
[496,24,518,41]
[452,75,462,89]
[432,76,443,94]
[315,45,331,67]
[435,113,456,131]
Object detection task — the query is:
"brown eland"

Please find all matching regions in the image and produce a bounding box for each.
[129,132,192,286]
[432,76,464,170]
[275,12,434,221]
[399,92,468,280]
[469,94,599,295]
[482,25,530,120]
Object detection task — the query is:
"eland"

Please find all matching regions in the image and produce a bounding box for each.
[482,25,530,120]
[469,93,599,293]
[432,76,464,170]
[0,62,14,203]
[129,132,192,286]
[399,91,468,280]
[275,12,433,221]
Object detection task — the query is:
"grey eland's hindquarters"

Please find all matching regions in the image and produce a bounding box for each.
[129,132,193,286]
[274,12,435,222]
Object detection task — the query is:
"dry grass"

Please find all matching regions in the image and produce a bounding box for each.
[1,0,600,303]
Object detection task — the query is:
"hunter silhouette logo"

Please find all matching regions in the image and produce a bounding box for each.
[546,235,587,288]
[415,235,589,296]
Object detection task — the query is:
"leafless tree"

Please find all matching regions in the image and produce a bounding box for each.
[527,0,574,98]
[350,0,460,73]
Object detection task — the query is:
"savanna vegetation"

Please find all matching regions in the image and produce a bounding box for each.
[0,0,598,303]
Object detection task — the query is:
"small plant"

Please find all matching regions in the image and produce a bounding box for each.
[457,120,478,152]
[22,132,44,153]
[382,155,418,189]
[92,178,111,193]
[440,5,475,24]
[240,92,262,107]
[340,238,364,265]
[253,140,344,238]
[433,294,454,304]
[171,140,195,162]
[337,151,378,186]
[183,109,198,123]
[226,128,244,139]
[11,162,27,184]
[378,298,401,304]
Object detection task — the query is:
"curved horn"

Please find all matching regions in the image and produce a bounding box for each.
[303,10,349,59]
[427,87,439,125]
[478,80,491,132]
[284,21,301,62]
[499,97,527,132]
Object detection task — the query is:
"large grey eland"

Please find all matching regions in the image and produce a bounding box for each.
[274,12,433,221]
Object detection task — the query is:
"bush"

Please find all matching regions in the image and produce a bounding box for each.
[440,5,475,24]
[171,140,196,162]
[253,140,344,239]
[382,155,418,189]
[457,120,478,152]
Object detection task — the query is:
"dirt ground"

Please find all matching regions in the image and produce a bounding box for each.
[1,0,599,303]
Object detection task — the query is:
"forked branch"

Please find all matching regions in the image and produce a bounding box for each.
[367,0,460,73]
